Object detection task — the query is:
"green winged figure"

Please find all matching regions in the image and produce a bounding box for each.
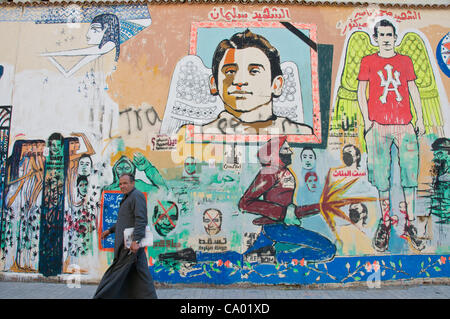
[331,19,447,253]
[331,23,444,151]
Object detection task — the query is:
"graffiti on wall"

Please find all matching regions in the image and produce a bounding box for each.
[0,3,449,285]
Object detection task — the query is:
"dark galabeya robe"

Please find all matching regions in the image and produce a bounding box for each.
[94,187,157,299]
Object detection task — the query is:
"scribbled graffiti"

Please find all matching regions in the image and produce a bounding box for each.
[0,2,449,286]
[38,133,66,276]
[429,138,450,224]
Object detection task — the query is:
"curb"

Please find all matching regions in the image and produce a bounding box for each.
[1,271,450,289]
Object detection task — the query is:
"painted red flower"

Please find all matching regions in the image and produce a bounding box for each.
[299,258,305,267]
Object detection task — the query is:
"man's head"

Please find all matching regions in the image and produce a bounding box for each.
[77,175,89,197]
[342,144,361,168]
[153,201,179,237]
[203,208,223,235]
[48,133,64,157]
[300,147,316,170]
[67,137,80,155]
[373,19,397,56]
[89,13,120,61]
[184,156,197,175]
[78,154,93,176]
[113,156,136,181]
[349,203,368,226]
[305,171,318,192]
[119,173,135,194]
[279,141,293,167]
[210,29,284,115]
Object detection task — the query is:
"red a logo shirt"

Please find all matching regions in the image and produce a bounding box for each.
[358,53,417,125]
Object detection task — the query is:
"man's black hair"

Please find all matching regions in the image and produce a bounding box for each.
[373,19,397,39]
[300,147,316,160]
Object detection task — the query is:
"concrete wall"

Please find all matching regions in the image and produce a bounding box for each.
[0,2,449,286]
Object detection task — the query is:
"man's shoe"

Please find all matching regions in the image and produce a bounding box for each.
[373,219,391,252]
[402,223,426,251]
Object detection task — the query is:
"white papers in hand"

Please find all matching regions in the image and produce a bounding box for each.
[124,226,153,248]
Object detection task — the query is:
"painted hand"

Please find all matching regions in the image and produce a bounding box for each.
[284,204,301,226]
[133,152,150,171]
[415,122,426,136]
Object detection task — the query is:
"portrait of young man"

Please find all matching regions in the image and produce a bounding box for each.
[201,29,313,136]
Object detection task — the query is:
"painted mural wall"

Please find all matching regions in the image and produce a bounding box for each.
[0,2,449,285]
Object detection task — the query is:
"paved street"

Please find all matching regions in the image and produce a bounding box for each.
[1,280,449,299]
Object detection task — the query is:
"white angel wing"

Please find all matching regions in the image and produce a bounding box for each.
[273,61,304,124]
[160,56,305,135]
[160,55,223,135]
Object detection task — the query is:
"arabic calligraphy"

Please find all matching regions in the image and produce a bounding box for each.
[208,6,291,22]
[198,236,228,252]
[337,9,422,36]
[151,134,177,151]
[332,169,367,178]
[153,239,180,248]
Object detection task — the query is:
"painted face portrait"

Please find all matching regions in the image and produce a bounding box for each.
[348,203,368,226]
[279,141,293,167]
[301,149,316,170]
[203,209,222,236]
[214,47,282,113]
[153,201,179,237]
[69,140,80,155]
[375,25,397,53]
[77,177,89,198]
[21,142,32,157]
[37,142,46,156]
[86,23,106,45]
[78,156,92,176]
[184,156,197,175]
[115,160,133,177]
[49,140,63,157]
[305,172,318,192]
[342,145,361,168]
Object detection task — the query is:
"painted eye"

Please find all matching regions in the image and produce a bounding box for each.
[249,67,261,75]
[224,68,236,76]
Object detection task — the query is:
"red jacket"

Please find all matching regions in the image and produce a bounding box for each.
[239,136,296,225]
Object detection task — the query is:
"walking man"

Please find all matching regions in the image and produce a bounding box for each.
[94,173,157,298]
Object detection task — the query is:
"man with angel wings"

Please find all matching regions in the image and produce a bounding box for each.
[356,19,426,252]
[161,29,313,136]
[202,29,312,135]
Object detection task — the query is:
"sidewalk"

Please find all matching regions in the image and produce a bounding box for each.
[1,280,450,299]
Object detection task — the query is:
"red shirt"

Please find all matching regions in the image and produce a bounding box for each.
[238,136,295,225]
[358,53,416,125]
[239,166,296,225]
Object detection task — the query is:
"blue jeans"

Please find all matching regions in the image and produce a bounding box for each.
[244,224,336,263]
